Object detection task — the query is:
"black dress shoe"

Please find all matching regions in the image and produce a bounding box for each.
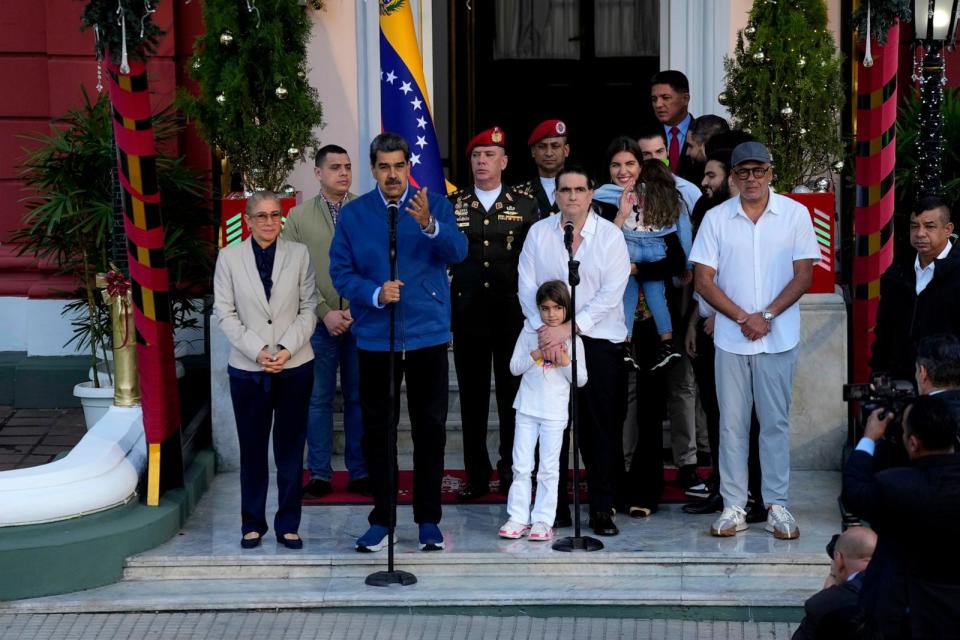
[240,533,262,549]
[554,506,572,528]
[682,493,723,515]
[588,511,619,536]
[303,478,332,499]
[346,476,373,496]
[456,483,490,502]
[276,533,303,550]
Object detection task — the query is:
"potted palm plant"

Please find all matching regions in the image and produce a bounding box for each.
[14,88,212,428]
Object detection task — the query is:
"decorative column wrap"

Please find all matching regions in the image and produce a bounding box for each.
[852,24,899,383]
[106,58,181,505]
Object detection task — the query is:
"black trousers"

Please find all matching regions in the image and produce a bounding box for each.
[229,363,313,537]
[358,344,448,526]
[688,317,763,501]
[556,336,627,515]
[452,327,521,487]
[624,318,668,509]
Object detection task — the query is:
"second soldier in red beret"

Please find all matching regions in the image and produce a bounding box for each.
[448,127,540,502]
[515,119,570,217]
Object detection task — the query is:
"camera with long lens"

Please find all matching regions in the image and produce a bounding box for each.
[842,374,916,445]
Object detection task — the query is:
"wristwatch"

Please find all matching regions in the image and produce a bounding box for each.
[761,310,775,323]
[421,214,437,235]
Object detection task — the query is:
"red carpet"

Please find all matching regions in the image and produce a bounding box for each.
[302,468,705,505]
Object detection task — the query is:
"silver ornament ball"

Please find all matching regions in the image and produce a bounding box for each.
[815,177,831,192]
[781,104,794,117]
[275,85,289,100]
[287,147,301,160]
[297,70,306,80]
[792,184,813,194]
[191,58,201,71]
[215,93,227,106]
[282,184,296,196]
[219,30,234,46]
[798,56,807,67]
[753,50,765,62]
[718,92,729,106]
[745,25,756,36]
[832,160,844,172]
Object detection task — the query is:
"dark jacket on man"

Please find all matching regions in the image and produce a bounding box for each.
[841,449,960,638]
[870,240,960,381]
[792,573,865,640]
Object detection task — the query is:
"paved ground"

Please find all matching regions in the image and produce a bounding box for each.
[0,407,85,471]
[0,612,800,639]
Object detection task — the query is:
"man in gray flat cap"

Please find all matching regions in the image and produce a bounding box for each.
[689,142,821,540]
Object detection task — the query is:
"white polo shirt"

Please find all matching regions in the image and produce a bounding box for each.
[518,209,630,342]
[688,189,821,355]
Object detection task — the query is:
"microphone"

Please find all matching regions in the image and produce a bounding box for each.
[563,219,574,253]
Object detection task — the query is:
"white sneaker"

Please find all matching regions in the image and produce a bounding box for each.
[528,522,554,542]
[498,519,531,539]
[765,504,800,539]
[710,505,748,537]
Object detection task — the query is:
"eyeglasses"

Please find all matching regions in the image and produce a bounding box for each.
[250,212,283,224]
[733,166,771,180]
[557,186,590,195]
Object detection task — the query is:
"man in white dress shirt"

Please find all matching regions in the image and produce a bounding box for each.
[689,142,820,539]
[518,165,630,536]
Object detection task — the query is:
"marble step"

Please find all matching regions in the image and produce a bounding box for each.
[0,574,817,614]
[123,550,826,582]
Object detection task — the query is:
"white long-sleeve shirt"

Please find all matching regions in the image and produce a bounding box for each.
[510,328,587,422]
[518,211,630,341]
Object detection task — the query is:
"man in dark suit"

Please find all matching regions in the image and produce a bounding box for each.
[792,527,877,640]
[915,334,960,430]
[448,126,539,501]
[650,70,702,185]
[871,197,960,382]
[515,119,569,218]
[841,395,960,638]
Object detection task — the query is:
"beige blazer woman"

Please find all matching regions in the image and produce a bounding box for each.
[213,237,318,372]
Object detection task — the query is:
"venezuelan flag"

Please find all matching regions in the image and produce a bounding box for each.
[379,1,449,194]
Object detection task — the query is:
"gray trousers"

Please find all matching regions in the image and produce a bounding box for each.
[667,354,699,467]
[715,346,798,509]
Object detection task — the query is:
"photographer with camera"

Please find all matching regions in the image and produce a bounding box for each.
[871,197,960,383]
[841,395,960,638]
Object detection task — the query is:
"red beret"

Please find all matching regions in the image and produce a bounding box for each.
[527,119,567,146]
[466,126,506,155]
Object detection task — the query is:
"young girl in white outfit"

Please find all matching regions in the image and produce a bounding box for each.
[499,280,587,542]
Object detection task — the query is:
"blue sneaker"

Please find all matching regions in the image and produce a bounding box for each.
[355,525,393,552]
[418,523,444,551]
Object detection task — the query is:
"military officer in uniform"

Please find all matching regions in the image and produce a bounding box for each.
[515,119,569,218]
[449,127,540,501]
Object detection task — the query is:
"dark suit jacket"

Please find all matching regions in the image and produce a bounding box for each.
[792,573,864,640]
[841,449,960,638]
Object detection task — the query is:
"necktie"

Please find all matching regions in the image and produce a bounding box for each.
[669,126,681,172]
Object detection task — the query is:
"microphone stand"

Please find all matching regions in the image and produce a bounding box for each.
[553,218,603,553]
[366,202,417,586]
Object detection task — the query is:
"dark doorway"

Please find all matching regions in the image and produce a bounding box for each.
[449,0,661,187]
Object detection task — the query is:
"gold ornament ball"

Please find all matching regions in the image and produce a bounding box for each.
[215,93,227,106]
[219,31,234,46]
[753,51,765,62]
[297,70,306,80]
[275,85,289,100]
[781,104,794,117]
[287,147,301,160]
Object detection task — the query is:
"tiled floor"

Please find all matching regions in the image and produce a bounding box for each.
[0,407,85,471]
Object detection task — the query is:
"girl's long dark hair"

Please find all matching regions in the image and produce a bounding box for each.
[639,159,682,229]
[536,280,572,323]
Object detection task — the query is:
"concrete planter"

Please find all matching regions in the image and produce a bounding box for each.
[73,381,114,430]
